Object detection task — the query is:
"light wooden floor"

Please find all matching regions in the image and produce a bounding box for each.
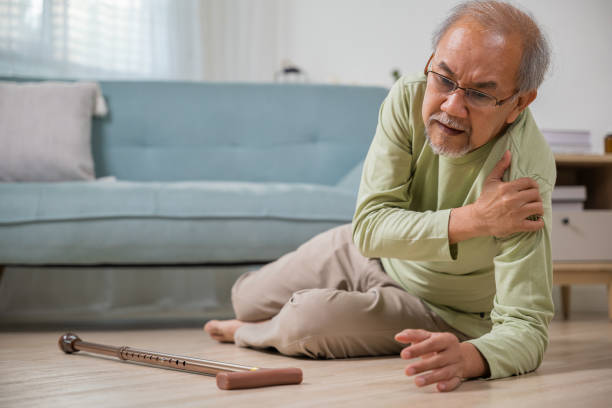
[1,314,611,408]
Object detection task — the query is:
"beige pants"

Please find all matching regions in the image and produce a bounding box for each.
[232,224,470,358]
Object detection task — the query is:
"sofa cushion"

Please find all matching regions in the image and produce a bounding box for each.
[89,81,387,185]
[0,181,357,264]
[0,81,104,182]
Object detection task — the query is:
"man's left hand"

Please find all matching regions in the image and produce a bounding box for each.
[395,329,486,392]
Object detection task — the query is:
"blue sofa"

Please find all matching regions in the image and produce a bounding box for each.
[0,80,387,280]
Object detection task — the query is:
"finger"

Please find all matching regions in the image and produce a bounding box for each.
[414,364,459,387]
[507,177,539,192]
[515,188,543,205]
[519,218,545,232]
[487,150,511,180]
[402,333,456,359]
[501,191,542,214]
[405,353,450,375]
[437,376,463,392]
[519,202,544,217]
[395,329,431,344]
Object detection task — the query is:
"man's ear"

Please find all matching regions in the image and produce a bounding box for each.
[506,89,537,124]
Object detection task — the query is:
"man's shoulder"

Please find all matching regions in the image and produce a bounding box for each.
[386,73,426,100]
[381,73,427,136]
[395,73,427,97]
[399,72,427,86]
[507,108,557,191]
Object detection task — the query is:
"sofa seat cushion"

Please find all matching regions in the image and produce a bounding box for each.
[0,181,357,264]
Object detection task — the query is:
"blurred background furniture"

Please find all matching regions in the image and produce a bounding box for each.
[552,154,612,320]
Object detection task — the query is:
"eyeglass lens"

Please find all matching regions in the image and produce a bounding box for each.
[430,72,495,107]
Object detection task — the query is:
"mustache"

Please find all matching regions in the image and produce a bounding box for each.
[428,112,470,133]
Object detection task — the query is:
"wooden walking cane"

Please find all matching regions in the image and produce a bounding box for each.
[59,333,303,390]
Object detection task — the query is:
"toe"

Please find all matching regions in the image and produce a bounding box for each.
[203,320,218,332]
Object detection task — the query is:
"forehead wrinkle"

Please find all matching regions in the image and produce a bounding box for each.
[437,60,455,76]
[472,80,498,90]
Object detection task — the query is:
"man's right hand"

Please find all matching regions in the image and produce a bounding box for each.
[472,150,544,238]
[448,150,545,244]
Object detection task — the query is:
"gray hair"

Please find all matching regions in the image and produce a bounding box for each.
[432,1,551,92]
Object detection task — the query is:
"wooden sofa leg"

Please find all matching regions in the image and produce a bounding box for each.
[561,285,571,320]
[608,284,612,322]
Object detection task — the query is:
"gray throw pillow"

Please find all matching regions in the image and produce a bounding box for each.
[0,81,101,182]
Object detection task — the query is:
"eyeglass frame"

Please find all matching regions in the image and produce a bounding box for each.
[423,53,518,108]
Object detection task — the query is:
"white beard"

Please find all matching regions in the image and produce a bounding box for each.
[425,131,473,158]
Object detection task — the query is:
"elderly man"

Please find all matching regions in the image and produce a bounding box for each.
[205,0,555,392]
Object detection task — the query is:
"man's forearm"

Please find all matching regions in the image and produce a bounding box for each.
[448,205,487,244]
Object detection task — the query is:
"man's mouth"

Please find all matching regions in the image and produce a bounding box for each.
[436,120,466,135]
[427,112,470,137]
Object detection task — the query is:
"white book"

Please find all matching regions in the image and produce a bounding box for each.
[552,202,584,211]
[549,145,593,154]
[552,185,587,202]
[541,129,590,144]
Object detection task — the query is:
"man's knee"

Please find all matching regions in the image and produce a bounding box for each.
[231,270,267,321]
[273,287,408,358]
[273,289,351,358]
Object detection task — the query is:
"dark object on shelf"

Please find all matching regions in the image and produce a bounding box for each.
[391,69,401,82]
[274,61,308,83]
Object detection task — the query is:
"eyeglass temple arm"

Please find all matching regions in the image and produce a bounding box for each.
[424,53,435,75]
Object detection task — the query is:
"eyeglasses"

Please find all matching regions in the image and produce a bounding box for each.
[423,53,518,108]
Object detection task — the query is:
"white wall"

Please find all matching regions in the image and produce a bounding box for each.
[278,0,612,152]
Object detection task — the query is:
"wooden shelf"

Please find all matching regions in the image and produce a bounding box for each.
[553,262,612,272]
[555,153,612,209]
[554,263,612,285]
[555,153,612,166]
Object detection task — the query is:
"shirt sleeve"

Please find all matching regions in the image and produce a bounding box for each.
[352,79,456,262]
[466,180,555,379]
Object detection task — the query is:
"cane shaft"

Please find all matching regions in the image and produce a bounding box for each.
[70,338,257,375]
[71,339,123,359]
[118,347,257,375]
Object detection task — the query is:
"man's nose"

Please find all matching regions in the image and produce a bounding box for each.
[440,90,469,118]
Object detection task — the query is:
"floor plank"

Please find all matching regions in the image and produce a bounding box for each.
[1,314,611,408]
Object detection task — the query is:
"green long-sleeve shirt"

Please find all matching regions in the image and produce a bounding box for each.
[352,74,556,379]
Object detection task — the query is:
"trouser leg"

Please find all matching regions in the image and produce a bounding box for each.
[235,285,469,358]
[232,224,374,322]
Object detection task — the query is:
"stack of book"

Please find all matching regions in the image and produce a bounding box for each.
[551,185,587,211]
[540,129,591,154]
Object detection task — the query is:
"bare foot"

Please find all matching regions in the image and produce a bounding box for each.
[203,319,244,343]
